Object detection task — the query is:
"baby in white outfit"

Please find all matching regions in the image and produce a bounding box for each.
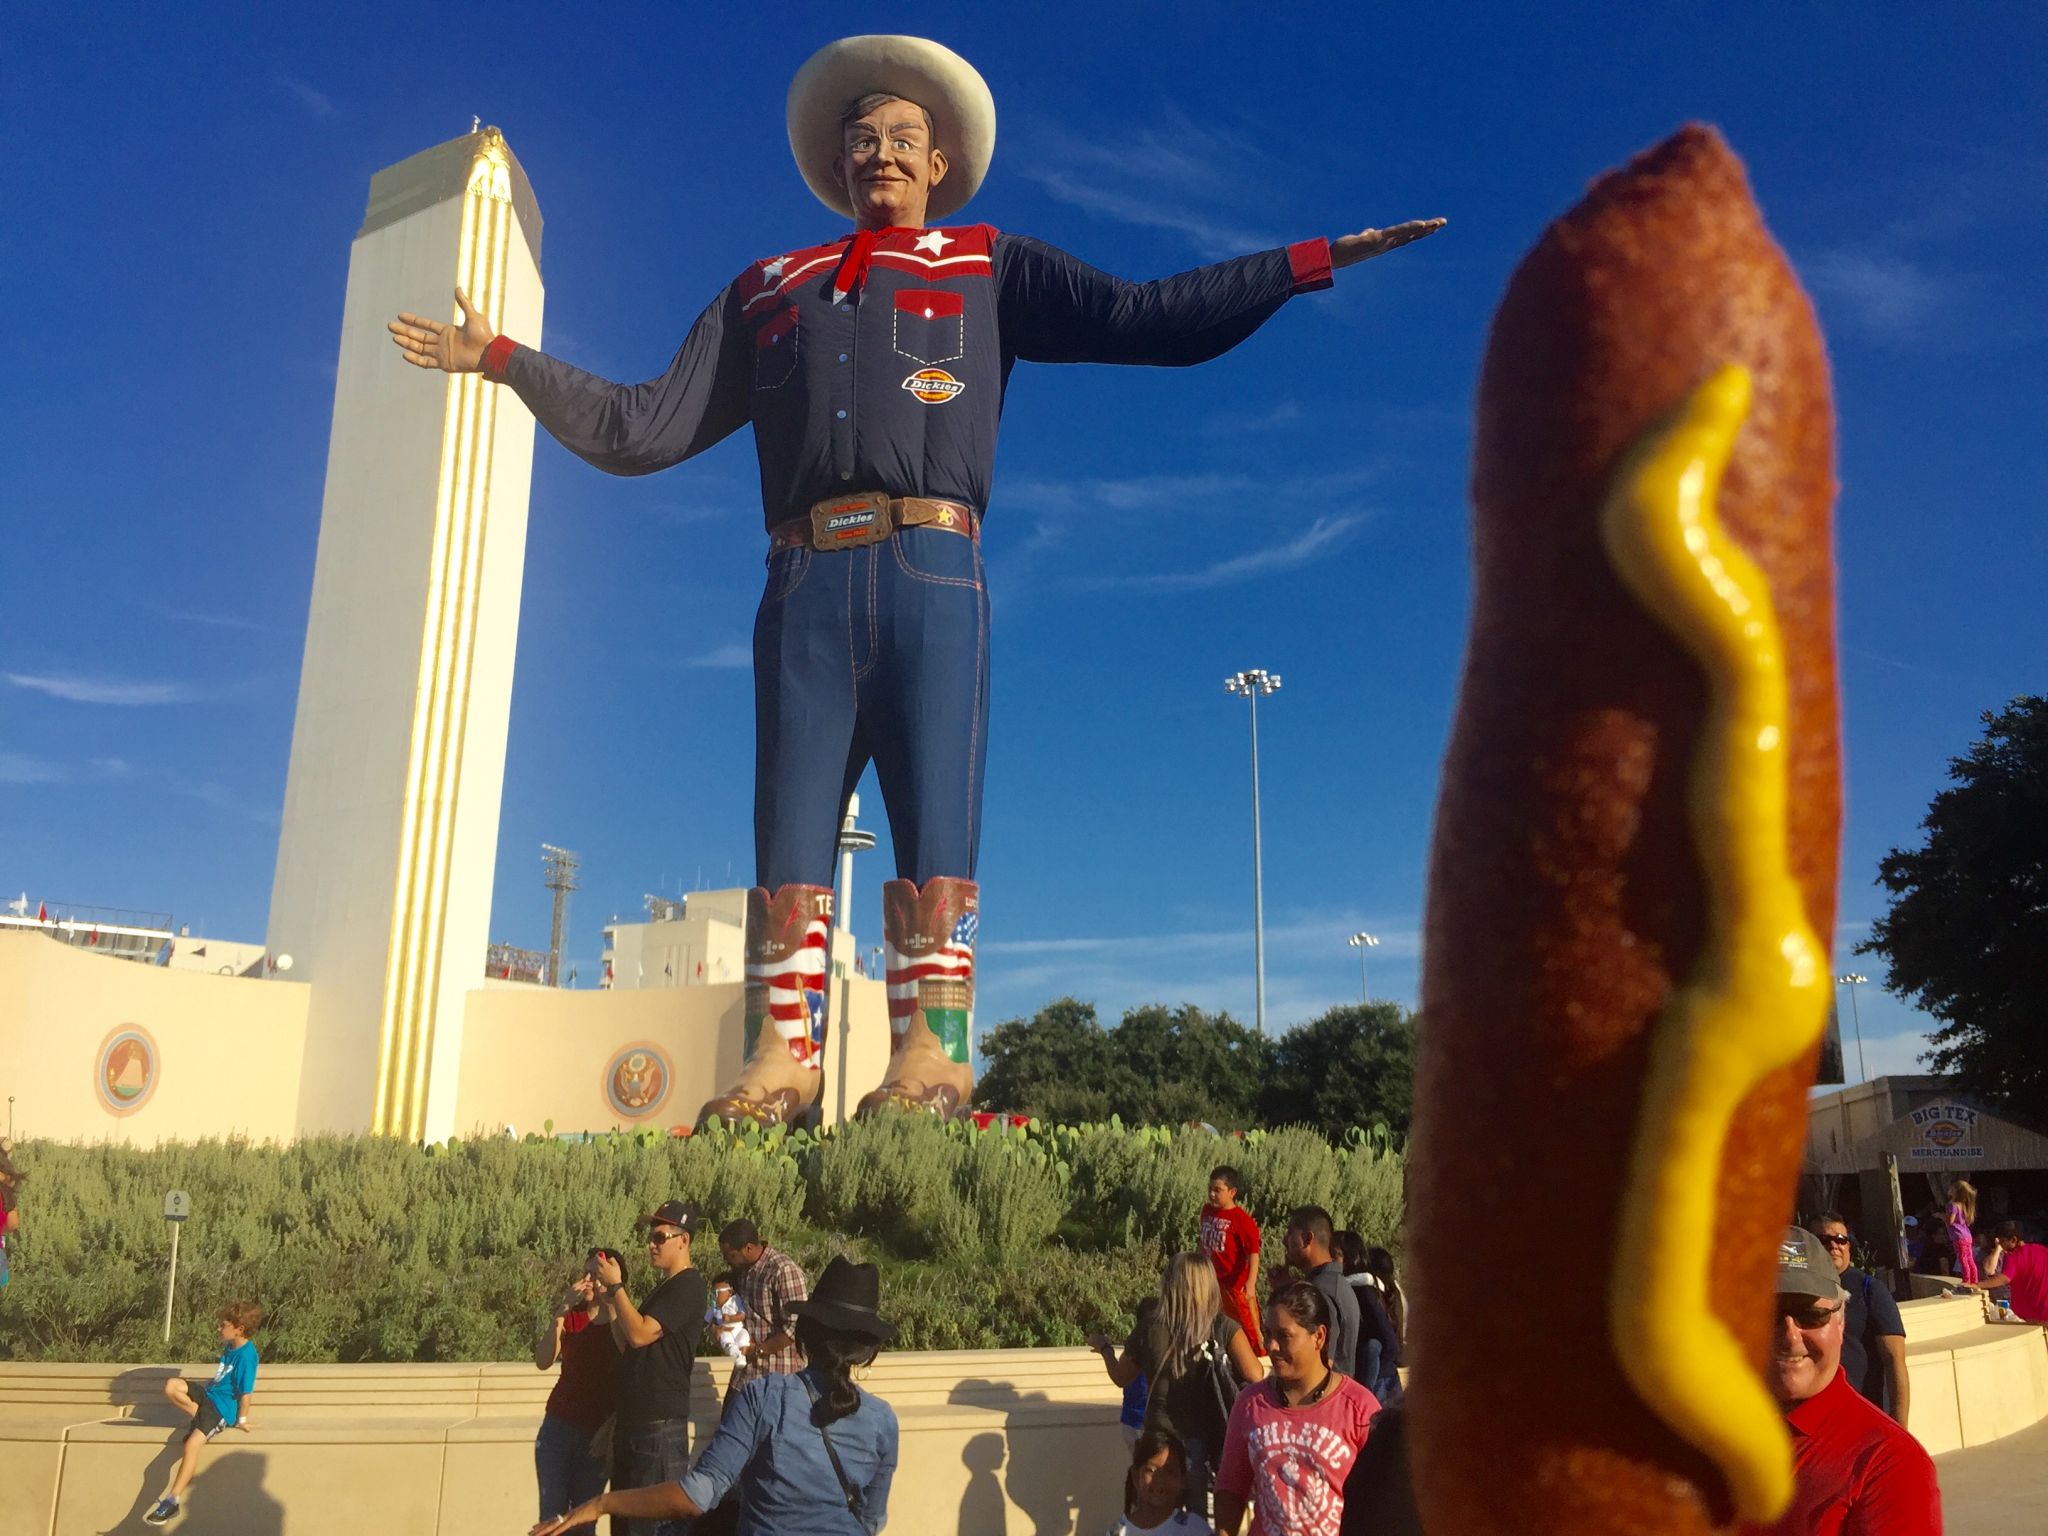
[706,1279,751,1362]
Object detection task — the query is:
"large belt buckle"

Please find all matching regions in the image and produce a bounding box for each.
[810,491,894,551]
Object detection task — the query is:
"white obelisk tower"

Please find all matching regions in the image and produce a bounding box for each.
[269,128,544,1141]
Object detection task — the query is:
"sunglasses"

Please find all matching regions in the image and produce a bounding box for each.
[1777,1299,1842,1329]
[646,1229,684,1247]
[1819,1233,1852,1247]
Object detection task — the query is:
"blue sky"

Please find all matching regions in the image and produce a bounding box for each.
[3,6,2043,1080]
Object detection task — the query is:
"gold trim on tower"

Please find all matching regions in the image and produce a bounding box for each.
[372,133,518,1139]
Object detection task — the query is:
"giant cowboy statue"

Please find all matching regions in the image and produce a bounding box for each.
[389,36,1442,1128]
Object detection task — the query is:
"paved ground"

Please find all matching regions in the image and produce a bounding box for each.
[1935,1417,2048,1526]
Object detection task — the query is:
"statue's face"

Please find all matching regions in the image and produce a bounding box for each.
[836,97,949,228]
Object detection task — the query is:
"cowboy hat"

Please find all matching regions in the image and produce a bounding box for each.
[787,35,995,223]
[789,1256,900,1343]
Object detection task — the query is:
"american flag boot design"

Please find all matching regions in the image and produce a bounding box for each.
[859,877,978,1119]
[696,884,831,1129]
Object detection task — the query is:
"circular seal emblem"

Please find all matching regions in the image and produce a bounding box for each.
[603,1042,672,1119]
[901,367,965,404]
[1925,1118,1965,1148]
[95,1026,160,1116]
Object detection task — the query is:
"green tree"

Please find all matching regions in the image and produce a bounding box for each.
[1259,1003,1417,1139]
[974,997,1123,1122]
[1107,1004,1271,1128]
[1861,696,2048,1118]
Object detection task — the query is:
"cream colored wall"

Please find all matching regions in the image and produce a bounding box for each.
[0,933,309,1145]
[0,935,892,1143]
[452,975,895,1134]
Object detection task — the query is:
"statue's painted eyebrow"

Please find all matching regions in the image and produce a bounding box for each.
[846,118,927,138]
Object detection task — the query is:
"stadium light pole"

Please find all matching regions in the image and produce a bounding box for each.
[1836,972,1870,1083]
[1348,932,1380,1004]
[1225,669,1282,1035]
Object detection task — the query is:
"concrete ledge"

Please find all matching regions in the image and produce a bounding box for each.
[1904,1317,2048,1456]
[0,1351,1130,1536]
[1897,1291,1987,1343]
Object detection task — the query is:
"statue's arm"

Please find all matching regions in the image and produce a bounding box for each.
[483,282,753,477]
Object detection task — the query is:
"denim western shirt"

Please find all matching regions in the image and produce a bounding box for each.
[677,1367,897,1535]
[483,226,1333,529]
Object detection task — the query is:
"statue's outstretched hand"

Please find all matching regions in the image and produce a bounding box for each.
[1330,218,1447,270]
[388,286,495,373]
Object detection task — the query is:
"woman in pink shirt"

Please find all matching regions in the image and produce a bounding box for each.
[1214,1282,1378,1535]
[1982,1221,2048,1322]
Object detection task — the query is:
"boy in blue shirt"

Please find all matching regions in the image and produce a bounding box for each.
[146,1301,262,1525]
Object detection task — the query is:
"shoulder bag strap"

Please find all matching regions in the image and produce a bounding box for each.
[799,1374,865,1521]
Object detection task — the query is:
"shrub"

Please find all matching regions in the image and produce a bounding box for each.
[0,1118,1401,1363]
[938,1124,1067,1261]
[806,1113,966,1255]
[1064,1123,1212,1250]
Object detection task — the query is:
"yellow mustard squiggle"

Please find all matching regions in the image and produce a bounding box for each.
[1598,364,1830,1523]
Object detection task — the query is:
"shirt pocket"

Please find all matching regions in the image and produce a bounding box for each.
[891,288,965,367]
[754,301,799,390]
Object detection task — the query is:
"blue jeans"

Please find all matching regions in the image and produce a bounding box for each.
[614,1418,693,1536]
[535,1413,608,1523]
[753,527,990,888]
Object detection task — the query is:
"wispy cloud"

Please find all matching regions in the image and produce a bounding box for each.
[276,75,337,119]
[1014,106,1284,259]
[0,753,64,785]
[1075,513,1365,593]
[140,601,267,633]
[170,777,278,825]
[1015,169,1278,260]
[984,916,1419,962]
[1806,250,1957,343]
[1009,464,1382,517]
[978,913,1422,1031]
[1210,400,1302,433]
[1841,643,1948,683]
[684,643,753,670]
[0,753,142,788]
[6,672,198,706]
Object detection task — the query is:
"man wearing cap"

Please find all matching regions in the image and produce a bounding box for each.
[1735,1227,1941,1535]
[391,36,1442,1133]
[592,1201,709,1536]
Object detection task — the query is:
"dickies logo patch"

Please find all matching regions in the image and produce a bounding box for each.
[902,367,965,404]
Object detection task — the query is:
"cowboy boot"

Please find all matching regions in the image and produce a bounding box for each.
[696,885,831,1129]
[857,877,978,1118]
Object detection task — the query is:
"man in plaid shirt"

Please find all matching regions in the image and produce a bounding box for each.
[717,1220,809,1396]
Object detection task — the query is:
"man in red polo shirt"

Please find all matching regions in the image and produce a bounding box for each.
[1980,1220,2048,1322]
[1739,1227,1942,1535]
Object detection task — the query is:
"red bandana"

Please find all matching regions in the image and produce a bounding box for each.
[831,227,883,303]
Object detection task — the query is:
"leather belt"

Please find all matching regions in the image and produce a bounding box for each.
[769,493,979,554]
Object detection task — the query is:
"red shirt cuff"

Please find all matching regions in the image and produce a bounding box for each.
[1287,238,1333,293]
[480,334,518,379]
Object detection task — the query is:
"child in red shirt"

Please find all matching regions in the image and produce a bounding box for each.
[1201,1165,1263,1354]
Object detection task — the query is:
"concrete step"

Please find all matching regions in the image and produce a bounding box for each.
[1898,1290,1993,1343]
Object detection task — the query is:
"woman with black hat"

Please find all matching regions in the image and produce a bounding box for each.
[532,1256,900,1535]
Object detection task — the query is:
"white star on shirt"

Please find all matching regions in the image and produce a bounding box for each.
[761,256,789,280]
[913,230,954,256]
